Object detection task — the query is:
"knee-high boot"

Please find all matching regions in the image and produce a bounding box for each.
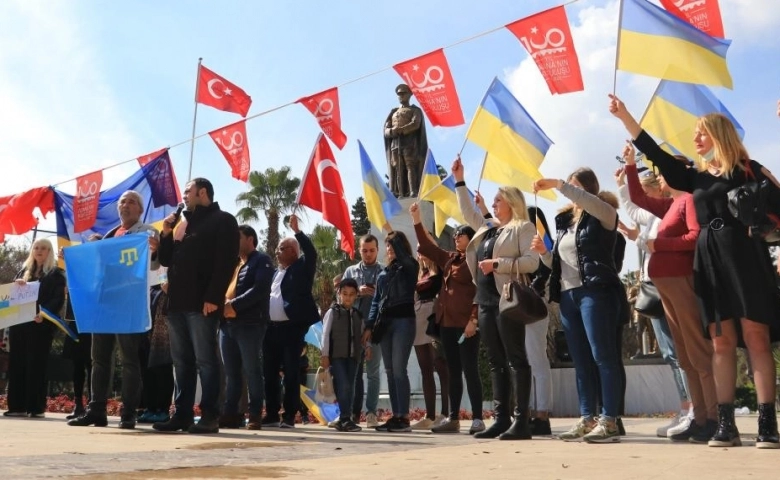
[499,366,532,440]
[474,369,512,439]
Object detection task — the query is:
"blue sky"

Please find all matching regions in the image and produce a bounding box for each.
[1,0,778,271]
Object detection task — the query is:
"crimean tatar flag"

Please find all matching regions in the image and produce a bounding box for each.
[617,0,732,88]
[358,141,402,230]
[640,79,743,162]
[466,78,556,201]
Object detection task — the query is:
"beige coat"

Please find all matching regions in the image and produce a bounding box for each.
[456,185,539,294]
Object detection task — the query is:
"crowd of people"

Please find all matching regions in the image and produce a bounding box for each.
[2,100,779,449]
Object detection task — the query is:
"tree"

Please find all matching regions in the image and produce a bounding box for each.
[350,197,371,238]
[0,242,28,283]
[235,167,300,258]
[308,225,353,313]
[436,163,447,179]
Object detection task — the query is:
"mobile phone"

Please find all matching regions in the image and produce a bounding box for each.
[364,283,375,288]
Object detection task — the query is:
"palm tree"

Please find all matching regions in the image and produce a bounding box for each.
[235,167,300,257]
[309,224,353,313]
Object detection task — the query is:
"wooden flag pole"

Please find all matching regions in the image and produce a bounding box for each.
[187,58,203,181]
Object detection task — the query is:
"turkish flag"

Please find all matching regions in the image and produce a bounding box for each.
[73,170,103,233]
[393,49,465,127]
[209,120,251,182]
[196,65,253,117]
[660,0,724,38]
[137,147,168,167]
[297,87,348,150]
[506,6,584,95]
[0,187,55,241]
[295,134,355,258]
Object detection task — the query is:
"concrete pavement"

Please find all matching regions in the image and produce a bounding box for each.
[0,413,776,479]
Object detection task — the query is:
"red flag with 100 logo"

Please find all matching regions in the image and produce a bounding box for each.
[393,49,465,127]
[73,170,103,233]
[298,87,348,150]
[660,0,724,38]
[295,133,355,258]
[209,120,251,182]
[506,6,584,95]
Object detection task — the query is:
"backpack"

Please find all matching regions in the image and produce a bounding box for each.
[726,161,780,245]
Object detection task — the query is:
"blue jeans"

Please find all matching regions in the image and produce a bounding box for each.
[560,285,623,419]
[379,316,415,416]
[650,316,690,403]
[331,358,358,421]
[219,322,267,416]
[166,311,221,418]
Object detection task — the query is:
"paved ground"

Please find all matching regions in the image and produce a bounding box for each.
[0,414,776,479]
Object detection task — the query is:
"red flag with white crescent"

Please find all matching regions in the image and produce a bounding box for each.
[298,87,348,150]
[209,120,251,182]
[73,170,103,233]
[506,6,584,95]
[295,134,355,258]
[660,0,724,38]
[393,49,465,127]
[196,65,253,117]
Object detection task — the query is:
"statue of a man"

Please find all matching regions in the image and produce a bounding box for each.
[384,84,428,198]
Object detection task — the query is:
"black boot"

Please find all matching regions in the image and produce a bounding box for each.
[66,397,85,420]
[756,403,780,449]
[499,366,532,440]
[67,403,108,427]
[474,369,512,439]
[708,404,741,447]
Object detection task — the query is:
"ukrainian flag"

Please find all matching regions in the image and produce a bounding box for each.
[640,80,743,162]
[359,141,402,230]
[418,150,466,236]
[618,0,732,88]
[466,78,556,201]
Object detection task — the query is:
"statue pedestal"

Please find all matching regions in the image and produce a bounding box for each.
[372,197,435,263]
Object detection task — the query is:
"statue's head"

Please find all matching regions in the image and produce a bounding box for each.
[395,84,412,104]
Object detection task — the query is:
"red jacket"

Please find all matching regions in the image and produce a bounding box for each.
[626,164,699,278]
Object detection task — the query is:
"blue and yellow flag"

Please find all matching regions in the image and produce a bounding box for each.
[359,141,402,230]
[63,233,152,334]
[466,78,556,201]
[39,307,78,341]
[617,0,732,88]
[640,80,743,162]
[418,150,467,236]
[54,152,179,248]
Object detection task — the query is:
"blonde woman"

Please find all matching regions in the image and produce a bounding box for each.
[410,251,449,430]
[453,158,540,440]
[3,239,66,418]
[610,94,780,448]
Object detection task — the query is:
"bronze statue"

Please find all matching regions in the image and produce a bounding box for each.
[384,84,428,198]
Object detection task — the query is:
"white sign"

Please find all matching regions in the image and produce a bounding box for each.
[0,281,40,329]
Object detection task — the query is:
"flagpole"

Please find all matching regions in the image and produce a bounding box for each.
[476,150,489,193]
[187,58,203,182]
[637,80,663,126]
[458,78,494,158]
[612,0,626,94]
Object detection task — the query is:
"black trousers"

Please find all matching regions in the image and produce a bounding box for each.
[7,322,55,414]
[440,326,483,420]
[263,321,305,423]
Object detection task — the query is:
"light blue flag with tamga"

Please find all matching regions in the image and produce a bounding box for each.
[64,233,151,334]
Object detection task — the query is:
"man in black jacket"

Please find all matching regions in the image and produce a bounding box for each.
[262,214,319,428]
[219,225,274,430]
[152,177,239,434]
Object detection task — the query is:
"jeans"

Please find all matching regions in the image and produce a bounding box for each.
[263,321,306,423]
[166,311,221,418]
[331,358,359,421]
[525,317,553,413]
[90,333,144,415]
[364,345,382,413]
[650,315,690,403]
[440,326,483,420]
[220,321,267,416]
[379,316,416,416]
[559,285,623,419]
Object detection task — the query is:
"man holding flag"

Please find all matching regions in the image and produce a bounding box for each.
[67,190,160,430]
[152,178,240,434]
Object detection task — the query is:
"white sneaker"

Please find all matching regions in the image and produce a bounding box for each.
[410,418,434,430]
[366,412,378,428]
[469,419,486,435]
[558,417,595,442]
[433,414,448,427]
[666,412,694,438]
[657,414,681,437]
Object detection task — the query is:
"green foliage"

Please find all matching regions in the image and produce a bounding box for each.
[309,225,355,314]
[350,197,371,238]
[0,242,28,283]
[235,167,301,258]
[435,164,447,179]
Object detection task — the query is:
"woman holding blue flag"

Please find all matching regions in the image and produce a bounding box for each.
[3,238,65,419]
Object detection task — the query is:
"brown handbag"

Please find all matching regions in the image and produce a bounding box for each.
[498,260,548,325]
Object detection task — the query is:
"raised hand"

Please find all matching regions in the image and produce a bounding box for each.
[451,156,464,182]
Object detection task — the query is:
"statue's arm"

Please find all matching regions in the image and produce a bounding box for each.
[396,110,422,135]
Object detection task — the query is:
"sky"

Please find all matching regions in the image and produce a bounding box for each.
[1,0,779,272]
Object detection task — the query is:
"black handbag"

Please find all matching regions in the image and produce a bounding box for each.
[727,161,780,244]
[634,250,665,318]
[498,262,547,325]
[425,310,440,339]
